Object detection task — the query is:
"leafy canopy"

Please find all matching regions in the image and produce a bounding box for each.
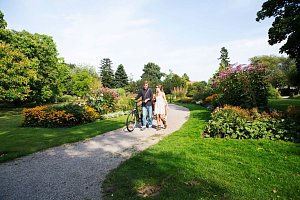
[141,62,164,87]
[250,55,297,87]
[0,28,66,103]
[0,42,38,103]
[256,0,300,83]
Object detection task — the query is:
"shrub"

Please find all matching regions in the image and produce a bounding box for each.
[87,87,119,114]
[171,86,187,98]
[204,94,219,106]
[204,105,298,141]
[267,85,281,99]
[56,95,77,103]
[213,64,268,108]
[166,94,175,103]
[286,105,300,122]
[180,97,193,103]
[22,104,99,128]
[114,88,126,96]
[101,111,130,119]
[116,93,135,111]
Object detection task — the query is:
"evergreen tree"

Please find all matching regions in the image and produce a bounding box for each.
[218,47,230,70]
[99,58,114,88]
[114,64,128,88]
[0,11,7,29]
[210,47,231,84]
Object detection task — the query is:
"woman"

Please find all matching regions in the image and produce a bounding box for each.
[154,85,168,130]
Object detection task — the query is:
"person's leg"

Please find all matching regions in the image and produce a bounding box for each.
[147,105,153,127]
[157,114,161,128]
[161,114,167,128]
[142,106,147,128]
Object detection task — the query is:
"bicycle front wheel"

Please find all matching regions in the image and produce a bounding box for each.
[126,110,137,132]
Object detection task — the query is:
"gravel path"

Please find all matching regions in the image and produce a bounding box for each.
[0,104,189,200]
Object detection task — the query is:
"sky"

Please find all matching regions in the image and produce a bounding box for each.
[0,0,285,81]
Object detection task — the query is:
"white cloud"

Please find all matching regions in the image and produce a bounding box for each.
[50,2,284,82]
[126,37,284,82]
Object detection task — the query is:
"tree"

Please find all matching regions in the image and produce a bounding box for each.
[0,28,67,103]
[0,10,7,29]
[69,65,101,97]
[163,70,187,94]
[256,0,300,84]
[141,62,164,87]
[182,73,190,81]
[0,42,38,104]
[218,47,230,70]
[99,58,114,88]
[114,64,128,88]
[250,55,292,88]
[186,81,209,100]
[210,47,231,84]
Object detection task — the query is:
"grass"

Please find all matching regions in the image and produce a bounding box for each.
[0,108,126,163]
[268,97,300,111]
[102,103,300,200]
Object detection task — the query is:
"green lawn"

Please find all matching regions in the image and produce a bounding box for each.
[102,103,300,200]
[268,97,300,111]
[0,108,126,163]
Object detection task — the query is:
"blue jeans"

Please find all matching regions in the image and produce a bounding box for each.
[142,105,152,127]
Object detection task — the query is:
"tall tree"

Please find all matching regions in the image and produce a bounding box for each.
[256,0,300,84]
[182,73,190,81]
[99,58,114,88]
[70,66,100,97]
[114,64,128,88]
[250,55,297,88]
[218,47,230,70]
[0,42,38,104]
[0,10,7,29]
[0,29,66,103]
[140,62,164,87]
[163,71,187,94]
[210,47,231,84]
[186,81,209,100]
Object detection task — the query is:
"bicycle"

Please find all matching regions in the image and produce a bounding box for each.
[126,100,149,132]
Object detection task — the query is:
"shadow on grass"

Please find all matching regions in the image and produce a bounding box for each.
[0,115,127,163]
[190,111,211,120]
[103,150,230,200]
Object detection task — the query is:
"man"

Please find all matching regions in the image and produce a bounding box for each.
[134,81,153,131]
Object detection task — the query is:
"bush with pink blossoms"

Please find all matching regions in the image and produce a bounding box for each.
[213,64,268,108]
[87,87,119,114]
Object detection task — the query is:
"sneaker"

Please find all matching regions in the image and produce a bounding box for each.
[140,126,146,131]
[148,125,152,128]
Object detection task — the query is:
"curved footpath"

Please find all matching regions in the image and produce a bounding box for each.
[0,104,189,200]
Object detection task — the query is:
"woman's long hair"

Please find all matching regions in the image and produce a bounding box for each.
[156,84,164,94]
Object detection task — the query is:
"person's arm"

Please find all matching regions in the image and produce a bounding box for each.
[163,93,168,105]
[134,90,142,100]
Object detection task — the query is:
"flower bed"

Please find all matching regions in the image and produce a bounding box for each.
[87,87,119,114]
[213,64,268,108]
[22,104,99,128]
[204,105,298,141]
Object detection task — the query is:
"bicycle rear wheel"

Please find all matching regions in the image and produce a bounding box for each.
[126,110,137,132]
